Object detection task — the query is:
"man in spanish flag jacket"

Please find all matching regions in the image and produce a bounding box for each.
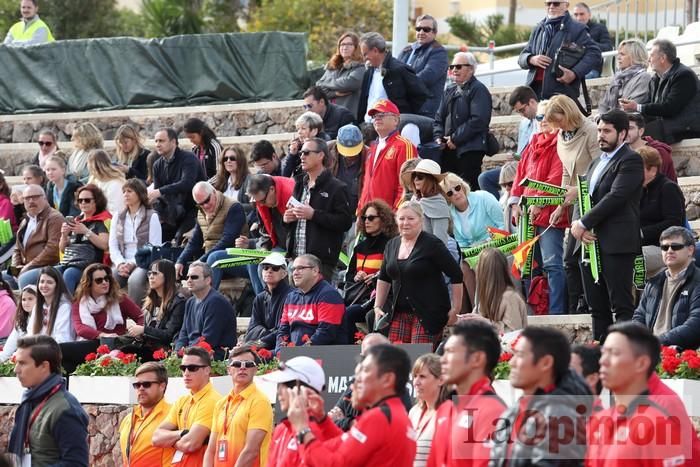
[287,344,417,467]
[428,320,507,467]
[357,99,417,212]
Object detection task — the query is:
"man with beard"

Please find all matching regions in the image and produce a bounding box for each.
[570,110,644,341]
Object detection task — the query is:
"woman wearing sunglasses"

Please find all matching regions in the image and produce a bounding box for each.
[509,99,568,315]
[109,178,162,305]
[401,159,451,249]
[32,129,59,170]
[57,184,112,294]
[62,264,143,374]
[210,145,252,214]
[122,259,187,360]
[440,172,504,305]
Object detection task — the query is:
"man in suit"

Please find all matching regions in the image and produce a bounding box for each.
[357,32,429,123]
[570,110,644,341]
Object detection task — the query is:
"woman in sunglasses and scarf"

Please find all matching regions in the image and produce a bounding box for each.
[61,263,143,374]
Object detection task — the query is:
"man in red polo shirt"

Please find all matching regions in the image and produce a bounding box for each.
[357,99,417,212]
[587,321,694,466]
[286,344,417,467]
[428,320,507,467]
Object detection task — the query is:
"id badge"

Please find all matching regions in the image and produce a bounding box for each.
[172,450,184,464]
[21,454,31,467]
[217,440,228,461]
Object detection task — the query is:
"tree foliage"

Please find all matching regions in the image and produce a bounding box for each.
[247,0,393,62]
[448,13,530,48]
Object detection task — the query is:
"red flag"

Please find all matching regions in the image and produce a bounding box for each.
[487,226,511,239]
[511,236,539,279]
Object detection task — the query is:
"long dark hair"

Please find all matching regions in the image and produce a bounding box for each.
[15,285,38,333]
[143,259,178,322]
[74,264,122,309]
[213,146,249,192]
[33,267,72,336]
[183,118,218,148]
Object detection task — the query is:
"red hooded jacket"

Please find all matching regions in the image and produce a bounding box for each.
[256,176,295,248]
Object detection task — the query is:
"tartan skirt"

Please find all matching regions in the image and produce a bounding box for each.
[388,310,442,348]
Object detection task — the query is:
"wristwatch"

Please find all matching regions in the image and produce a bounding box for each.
[297,427,313,445]
[180,429,189,439]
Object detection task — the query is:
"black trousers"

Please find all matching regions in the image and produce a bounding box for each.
[579,251,636,342]
[60,340,99,375]
[442,150,484,191]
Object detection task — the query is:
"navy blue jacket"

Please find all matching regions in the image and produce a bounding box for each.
[245,280,293,350]
[398,40,449,117]
[433,76,492,156]
[276,279,345,352]
[586,20,613,74]
[177,202,246,264]
[175,288,237,359]
[518,12,601,99]
[633,265,700,350]
[323,103,355,140]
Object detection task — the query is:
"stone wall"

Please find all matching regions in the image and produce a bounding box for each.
[0,403,129,467]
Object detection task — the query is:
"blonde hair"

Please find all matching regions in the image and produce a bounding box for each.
[545,95,584,131]
[72,123,103,151]
[411,353,449,409]
[114,124,145,166]
[88,149,126,183]
[618,39,648,67]
[440,172,471,197]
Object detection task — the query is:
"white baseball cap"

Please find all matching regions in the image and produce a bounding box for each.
[260,252,286,267]
[262,356,325,393]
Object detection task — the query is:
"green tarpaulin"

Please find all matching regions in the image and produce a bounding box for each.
[0,32,310,114]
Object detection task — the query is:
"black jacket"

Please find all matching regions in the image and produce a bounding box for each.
[398,40,449,116]
[357,54,430,121]
[633,265,700,349]
[643,58,700,144]
[489,369,593,466]
[152,147,205,224]
[323,103,355,140]
[433,76,492,156]
[287,169,353,266]
[379,231,462,334]
[579,144,644,255]
[586,20,613,74]
[142,292,187,347]
[640,173,685,246]
[127,147,150,181]
[245,280,293,350]
[46,176,81,217]
[518,12,601,100]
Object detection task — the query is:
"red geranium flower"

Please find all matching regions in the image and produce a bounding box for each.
[10,354,16,363]
[354,331,366,342]
[302,334,311,343]
[499,352,513,362]
[510,334,521,351]
[688,356,700,370]
[153,349,167,361]
[196,339,213,353]
[250,345,258,352]
[287,342,296,347]
[99,357,112,367]
[661,346,678,358]
[84,353,97,362]
[681,349,697,362]
[120,353,136,364]
[96,344,110,355]
[662,355,682,375]
[258,348,273,360]
[177,348,184,357]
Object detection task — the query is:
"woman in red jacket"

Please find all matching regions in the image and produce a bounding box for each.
[509,100,569,315]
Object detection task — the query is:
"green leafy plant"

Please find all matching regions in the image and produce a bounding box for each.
[0,357,15,377]
[151,338,228,377]
[73,345,140,377]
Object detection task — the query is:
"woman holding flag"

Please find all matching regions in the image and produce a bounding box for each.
[509,100,569,315]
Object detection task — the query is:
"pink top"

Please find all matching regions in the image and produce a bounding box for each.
[0,289,16,338]
[0,195,17,232]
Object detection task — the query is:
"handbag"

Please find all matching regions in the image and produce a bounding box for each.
[135,242,185,270]
[485,132,500,156]
[343,280,372,307]
[553,42,592,116]
[61,242,99,269]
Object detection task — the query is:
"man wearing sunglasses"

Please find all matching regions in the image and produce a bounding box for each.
[518,0,600,101]
[153,346,222,466]
[397,14,448,117]
[245,252,293,350]
[119,362,173,467]
[633,226,700,350]
[204,345,273,467]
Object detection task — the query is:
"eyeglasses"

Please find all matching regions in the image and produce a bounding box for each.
[290,265,315,272]
[413,173,427,181]
[147,270,161,277]
[371,112,394,120]
[446,185,463,197]
[38,141,53,147]
[536,114,545,121]
[223,156,237,162]
[361,214,379,222]
[302,104,313,110]
[187,274,201,280]
[77,197,94,204]
[415,26,434,33]
[545,1,564,6]
[92,276,108,285]
[23,194,43,201]
[300,149,321,156]
[448,64,472,70]
[339,42,355,48]
[196,194,211,206]
[660,243,689,251]
[179,364,208,372]
[132,381,160,389]
[262,265,283,272]
[228,360,257,369]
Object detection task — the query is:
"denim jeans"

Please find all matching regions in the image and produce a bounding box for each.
[477,167,502,200]
[206,250,249,289]
[585,69,601,79]
[536,226,567,314]
[55,265,84,294]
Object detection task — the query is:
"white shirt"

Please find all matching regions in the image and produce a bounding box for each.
[26,301,75,344]
[92,178,125,216]
[364,68,388,122]
[108,209,162,266]
[223,175,240,200]
[588,143,625,193]
[22,214,38,248]
[373,136,388,171]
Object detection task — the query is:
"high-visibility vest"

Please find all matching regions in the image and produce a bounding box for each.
[7,17,54,44]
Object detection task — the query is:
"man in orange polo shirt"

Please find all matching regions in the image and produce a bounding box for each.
[119,362,174,467]
[204,344,273,467]
[152,346,222,467]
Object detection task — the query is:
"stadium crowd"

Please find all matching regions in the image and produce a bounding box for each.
[1,0,700,465]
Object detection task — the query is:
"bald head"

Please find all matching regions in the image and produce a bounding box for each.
[361,333,390,354]
[23,184,47,216]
